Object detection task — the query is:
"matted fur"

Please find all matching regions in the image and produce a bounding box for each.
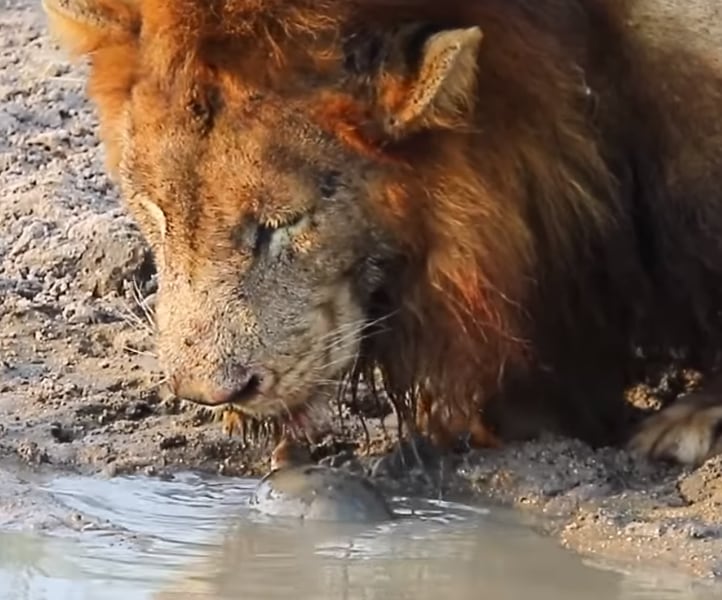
[43,0,722,463]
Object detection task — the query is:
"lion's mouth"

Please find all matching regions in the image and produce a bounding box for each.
[179,384,319,421]
[225,374,264,406]
[178,377,260,406]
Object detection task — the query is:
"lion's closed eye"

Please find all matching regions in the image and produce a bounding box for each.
[319,170,343,199]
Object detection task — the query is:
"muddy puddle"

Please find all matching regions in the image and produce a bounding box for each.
[0,468,717,600]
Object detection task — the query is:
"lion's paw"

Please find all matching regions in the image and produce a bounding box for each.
[628,395,722,466]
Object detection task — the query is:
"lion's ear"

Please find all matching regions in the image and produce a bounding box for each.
[42,0,140,56]
[382,26,483,137]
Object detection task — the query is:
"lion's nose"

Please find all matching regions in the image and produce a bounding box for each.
[169,367,264,406]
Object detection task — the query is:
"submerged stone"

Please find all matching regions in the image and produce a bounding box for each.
[250,439,394,523]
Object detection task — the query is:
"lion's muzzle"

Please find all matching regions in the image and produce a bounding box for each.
[168,364,268,409]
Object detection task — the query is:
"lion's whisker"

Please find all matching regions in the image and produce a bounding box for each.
[131,279,156,329]
[122,345,158,359]
[309,311,397,346]
[118,304,154,334]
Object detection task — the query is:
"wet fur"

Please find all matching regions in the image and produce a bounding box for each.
[43,0,722,464]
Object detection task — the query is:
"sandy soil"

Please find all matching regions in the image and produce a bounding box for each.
[2,0,722,582]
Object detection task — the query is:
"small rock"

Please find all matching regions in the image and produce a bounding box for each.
[125,401,153,421]
[102,463,118,478]
[679,455,722,504]
[252,464,395,523]
[679,520,722,540]
[49,421,74,443]
[159,434,187,450]
[16,441,50,465]
[624,521,666,538]
[62,303,97,325]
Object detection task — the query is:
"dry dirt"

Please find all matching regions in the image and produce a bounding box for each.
[2,0,722,583]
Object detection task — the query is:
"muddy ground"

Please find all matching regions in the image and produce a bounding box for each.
[2,0,722,583]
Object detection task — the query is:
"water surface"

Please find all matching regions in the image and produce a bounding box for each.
[0,469,718,600]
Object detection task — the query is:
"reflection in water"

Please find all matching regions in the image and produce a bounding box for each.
[0,471,717,600]
[156,510,620,600]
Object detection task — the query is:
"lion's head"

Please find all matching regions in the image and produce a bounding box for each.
[44,0,612,427]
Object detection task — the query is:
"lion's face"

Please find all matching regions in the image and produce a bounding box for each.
[121,86,396,416]
[43,0,485,416]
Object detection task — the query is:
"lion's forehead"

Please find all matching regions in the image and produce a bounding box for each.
[125,83,348,224]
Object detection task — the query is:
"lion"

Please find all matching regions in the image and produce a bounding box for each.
[42,0,722,467]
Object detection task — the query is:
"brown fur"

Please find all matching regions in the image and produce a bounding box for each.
[43,0,722,465]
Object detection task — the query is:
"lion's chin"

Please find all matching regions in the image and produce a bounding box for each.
[216,391,334,442]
